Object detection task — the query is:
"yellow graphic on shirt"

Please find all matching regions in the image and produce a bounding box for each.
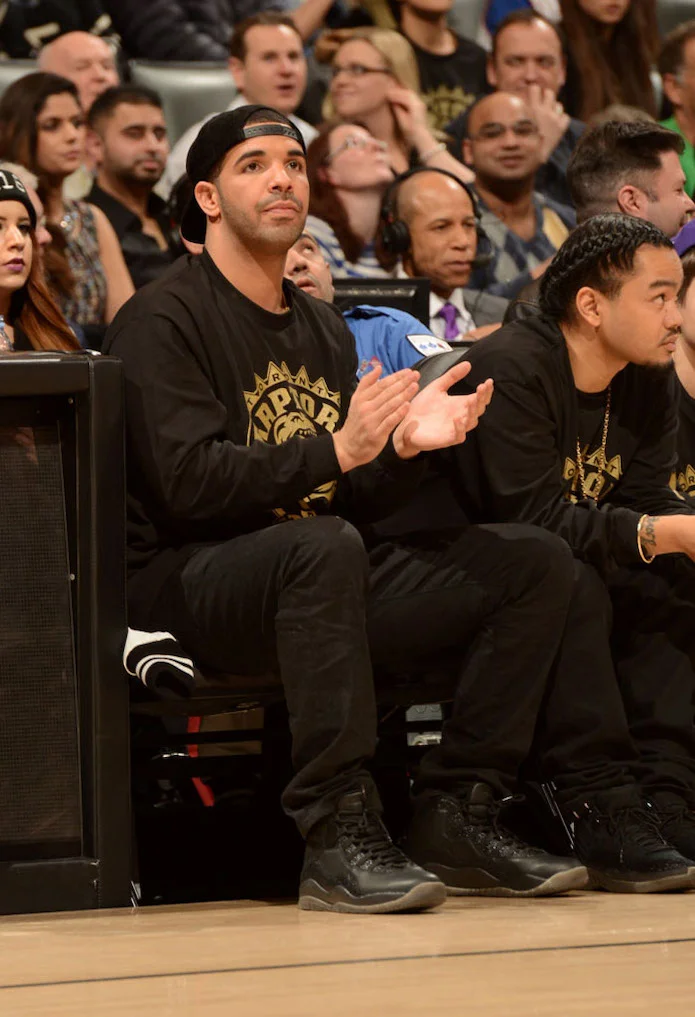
[563,447,623,502]
[424,85,478,133]
[670,464,695,502]
[244,360,341,521]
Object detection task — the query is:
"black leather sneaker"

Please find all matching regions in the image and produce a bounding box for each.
[649,791,695,865]
[572,789,695,893]
[405,783,588,897]
[299,788,446,914]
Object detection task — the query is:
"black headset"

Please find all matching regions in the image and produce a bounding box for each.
[380,166,494,269]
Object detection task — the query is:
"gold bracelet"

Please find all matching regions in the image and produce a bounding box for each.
[420,142,446,163]
[637,514,656,564]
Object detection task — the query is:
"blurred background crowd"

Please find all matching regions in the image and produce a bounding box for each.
[1,0,695,346]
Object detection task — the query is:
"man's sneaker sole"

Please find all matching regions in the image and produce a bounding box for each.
[417,863,589,897]
[587,865,695,894]
[298,878,447,914]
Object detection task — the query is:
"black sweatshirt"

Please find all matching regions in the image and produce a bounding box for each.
[441,314,692,575]
[103,251,423,621]
[0,1,114,58]
[674,380,695,503]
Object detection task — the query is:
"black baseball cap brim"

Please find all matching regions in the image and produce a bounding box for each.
[180,104,306,246]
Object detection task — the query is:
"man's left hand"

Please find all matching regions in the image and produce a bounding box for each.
[392,360,494,459]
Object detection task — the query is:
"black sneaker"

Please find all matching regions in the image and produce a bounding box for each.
[649,791,695,864]
[298,788,446,914]
[572,790,695,893]
[404,783,588,897]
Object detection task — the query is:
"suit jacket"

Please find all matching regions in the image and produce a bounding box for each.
[463,289,509,328]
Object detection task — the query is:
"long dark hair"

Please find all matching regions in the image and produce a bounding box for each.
[307,121,392,270]
[560,0,658,122]
[9,231,80,351]
[0,72,82,300]
[307,122,366,265]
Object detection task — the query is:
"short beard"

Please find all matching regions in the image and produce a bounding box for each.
[219,190,305,254]
[636,358,676,376]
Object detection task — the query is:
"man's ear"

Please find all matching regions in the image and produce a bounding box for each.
[462,137,474,167]
[575,286,603,329]
[85,128,104,169]
[194,180,221,223]
[486,56,497,89]
[229,56,245,93]
[662,72,684,110]
[616,183,646,217]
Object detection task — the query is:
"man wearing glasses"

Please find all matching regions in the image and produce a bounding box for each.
[463,91,575,300]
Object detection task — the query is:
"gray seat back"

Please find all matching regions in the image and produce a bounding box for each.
[0,59,39,98]
[129,60,237,146]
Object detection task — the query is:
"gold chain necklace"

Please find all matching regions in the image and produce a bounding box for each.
[575,386,611,501]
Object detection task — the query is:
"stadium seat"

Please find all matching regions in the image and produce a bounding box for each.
[129,60,237,146]
[657,0,695,37]
[0,59,38,96]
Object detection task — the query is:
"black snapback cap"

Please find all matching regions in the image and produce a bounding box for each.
[181,104,306,245]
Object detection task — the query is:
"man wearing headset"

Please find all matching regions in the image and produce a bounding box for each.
[383,168,509,342]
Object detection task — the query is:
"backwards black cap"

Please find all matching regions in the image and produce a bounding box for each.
[181,104,306,245]
[0,168,37,230]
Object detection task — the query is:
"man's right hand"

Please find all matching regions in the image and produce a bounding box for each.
[526,85,570,163]
[333,365,419,473]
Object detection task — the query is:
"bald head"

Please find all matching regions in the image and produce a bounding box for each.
[463,91,542,187]
[39,32,119,112]
[395,170,479,297]
[396,170,472,225]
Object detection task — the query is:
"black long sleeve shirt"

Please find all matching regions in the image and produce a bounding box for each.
[441,315,692,576]
[103,251,423,621]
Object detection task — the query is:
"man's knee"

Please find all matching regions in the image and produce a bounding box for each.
[283,516,369,583]
[493,524,575,593]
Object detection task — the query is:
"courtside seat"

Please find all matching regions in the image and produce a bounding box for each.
[129,60,237,145]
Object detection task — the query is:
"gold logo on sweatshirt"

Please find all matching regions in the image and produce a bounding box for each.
[563,449,623,502]
[671,464,695,502]
[244,361,341,520]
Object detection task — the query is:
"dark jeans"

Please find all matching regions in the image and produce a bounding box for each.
[147,517,577,836]
[533,557,695,813]
[610,556,695,804]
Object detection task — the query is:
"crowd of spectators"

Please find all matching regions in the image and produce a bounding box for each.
[6,0,695,913]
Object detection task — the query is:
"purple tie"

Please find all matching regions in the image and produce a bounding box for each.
[438,301,460,340]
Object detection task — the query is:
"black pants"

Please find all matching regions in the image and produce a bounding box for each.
[610,556,695,803]
[532,557,695,813]
[149,517,577,836]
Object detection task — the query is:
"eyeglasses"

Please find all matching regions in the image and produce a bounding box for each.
[324,134,388,164]
[471,120,539,141]
[331,63,393,80]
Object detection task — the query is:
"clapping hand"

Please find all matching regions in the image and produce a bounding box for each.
[392,360,494,459]
[333,365,420,472]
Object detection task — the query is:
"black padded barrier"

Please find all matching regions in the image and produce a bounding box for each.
[0,353,131,914]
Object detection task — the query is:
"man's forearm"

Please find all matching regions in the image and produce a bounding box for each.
[639,514,695,559]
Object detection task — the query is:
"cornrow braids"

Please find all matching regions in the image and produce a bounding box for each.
[539,214,674,322]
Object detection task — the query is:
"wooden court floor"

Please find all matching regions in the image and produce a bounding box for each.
[1,892,695,1016]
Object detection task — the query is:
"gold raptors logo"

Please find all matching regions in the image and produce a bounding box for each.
[244,361,341,521]
[563,448,623,502]
[671,463,695,502]
[424,85,477,132]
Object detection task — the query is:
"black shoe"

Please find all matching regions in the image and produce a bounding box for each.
[649,791,695,864]
[404,783,588,897]
[299,788,446,914]
[572,789,695,893]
